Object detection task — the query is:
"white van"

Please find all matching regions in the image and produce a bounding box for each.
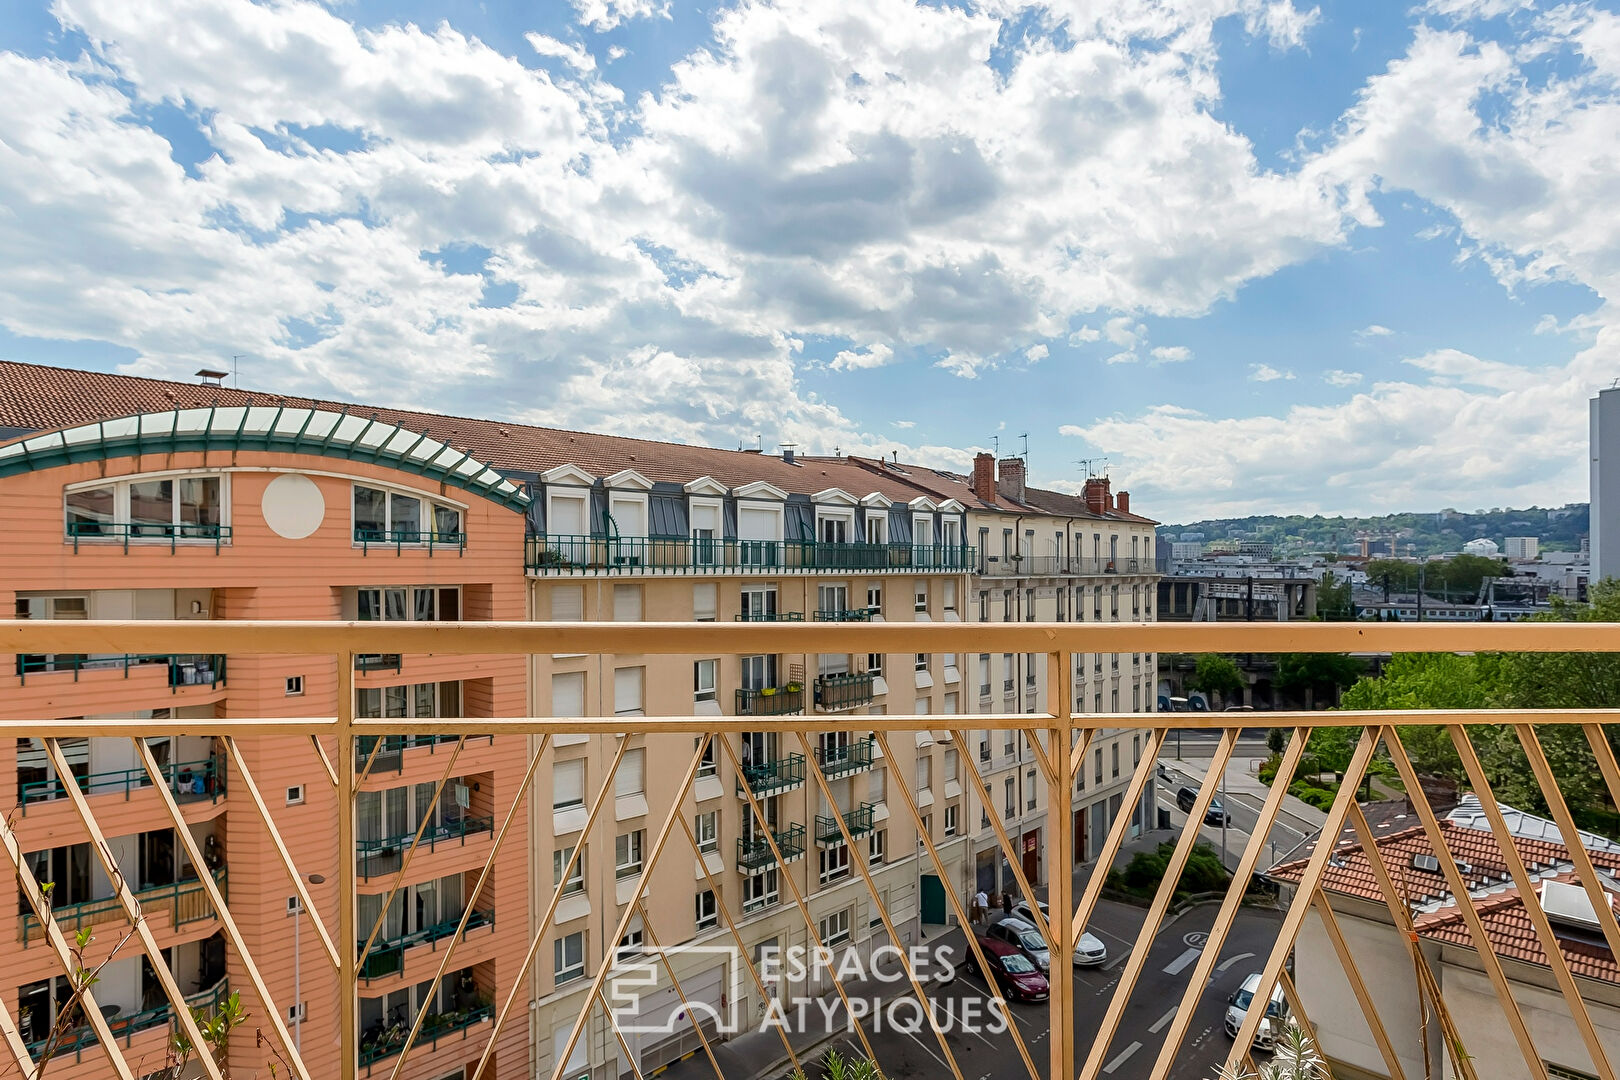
[1224,972,1288,1049]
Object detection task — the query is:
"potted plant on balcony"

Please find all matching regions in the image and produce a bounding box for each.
[785,682,803,694]
[760,686,777,697]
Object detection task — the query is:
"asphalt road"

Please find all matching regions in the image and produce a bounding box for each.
[1158,728,1272,760]
[1154,762,1319,871]
[761,899,1284,1080]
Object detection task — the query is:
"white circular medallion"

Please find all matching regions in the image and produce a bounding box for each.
[261,473,326,540]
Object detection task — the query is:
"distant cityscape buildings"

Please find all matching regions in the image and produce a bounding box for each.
[1593,385,1620,582]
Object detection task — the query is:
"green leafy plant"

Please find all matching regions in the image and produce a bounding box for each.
[1208,1021,1326,1079]
[790,1048,881,1080]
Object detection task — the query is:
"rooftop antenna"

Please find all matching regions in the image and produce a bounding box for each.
[992,435,1000,456]
[1019,432,1029,460]
[232,354,243,389]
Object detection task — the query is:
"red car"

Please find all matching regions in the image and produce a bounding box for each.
[963,935,1050,1002]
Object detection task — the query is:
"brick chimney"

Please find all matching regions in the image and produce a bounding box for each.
[997,457,1026,503]
[971,453,997,503]
[1116,491,1130,514]
[1082,476,1110,516]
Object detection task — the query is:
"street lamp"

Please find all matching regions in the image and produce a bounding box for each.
[294,873,326,1054]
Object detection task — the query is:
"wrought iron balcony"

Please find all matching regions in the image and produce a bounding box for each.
[14,652,226,690]
[815,671,875,711]
[353,526,467,554]
[815,803,877,846]
[26,977,230,1058]
[733,610,804,622]
[5,618,1619,1080]
[978,554,1161,577]
[813,736,876,778]
[357,907,494,980]
[65,520,231,552]
[356,815,494,879]
[734,824,807,873]
[812,608,874,622]
[526,534,975,575]
[734,685,804,716]
[19,753,225,807]
[734,752,805,797]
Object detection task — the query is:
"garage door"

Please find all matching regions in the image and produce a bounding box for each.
[621,964,726,1077]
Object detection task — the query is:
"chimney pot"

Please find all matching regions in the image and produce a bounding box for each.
[1082,476,1111,516]
[972,453,997,504]
[1116,490,1130,514]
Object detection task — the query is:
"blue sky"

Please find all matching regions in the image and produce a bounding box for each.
[1,0,1617,520]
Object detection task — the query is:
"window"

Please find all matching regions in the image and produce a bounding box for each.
[978,655,991,698]
[552,585,585,622]
[614,667,645,716]
[696,890,719,931]
[66,473,226,540]
[353,484,460,541]
[866,514,888,545]
[613,585,643,622]
[979,734,990,763]
[1026,769,1038,810]
[691,500,721,565]
[1111,688,1119,712]
[1003,729,1015,757]
[695,811,719,854]
[819,908,851,947]
[617,927,645,964]
[554,759,585,810]
[1095,747,1103,784]
[914,583,928,613]
[552,672,585,719]
[286,895,304,915]
[1002,654,1014,693]
[866,584,883,614]
[819,844,850,884]
[869,830,887,864]
[743,868,779,912]
[1004,778,1016,818]
[944,804,958,836]
[617,749,645,798]
[694,660,717,703]
[978,591,989,621]
[1110,585,1120,618]
[696,738,717,778]
[287,1003,307,1024]
[916,755,933,792]
[982,784,992,828]
[867,652,884,676]
[554,932,585,984]
[1111,742,1120,778]
[943,580,957,612]
[1133,735,1141,764]
[1025,653,1037,685]
[915,653,928,673]
[554,846,585,895]
[740,586,778,621]
[693,583,717,621]
[1025,589,1036,621]
[286,785,305,806]
[944,748,959,783]
[285,676,303,696]
[1003,591,1013,621]
[615,831,645,879]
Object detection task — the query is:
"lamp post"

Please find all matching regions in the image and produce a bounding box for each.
[295,873,326,1054]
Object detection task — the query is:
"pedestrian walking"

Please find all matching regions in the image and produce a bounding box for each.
[1001,890,1013,917]
[972,888,988,924]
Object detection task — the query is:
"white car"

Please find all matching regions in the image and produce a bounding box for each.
[1224,972,1288,1049]
[1008,900,1108,966]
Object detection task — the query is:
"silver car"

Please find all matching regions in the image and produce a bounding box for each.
[1008,900,1108,966]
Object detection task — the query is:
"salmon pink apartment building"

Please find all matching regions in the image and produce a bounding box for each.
[0,360,1155,1079]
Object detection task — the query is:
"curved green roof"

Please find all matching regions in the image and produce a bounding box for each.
[0,407,531,512]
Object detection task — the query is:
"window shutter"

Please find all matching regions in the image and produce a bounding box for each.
[552,586,584,621]
[551,673,584,718]
[614,667,643,715]
[617,748,645,797]
[693,584,717,621]
[613,585,642,622]
[553,760,584,808]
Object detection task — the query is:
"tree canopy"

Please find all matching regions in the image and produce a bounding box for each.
[1185,654,1245,705]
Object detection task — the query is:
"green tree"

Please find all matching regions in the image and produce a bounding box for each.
[1315,570,1353,619]
[1275,653,1366,707]
[1186,654,1245,707]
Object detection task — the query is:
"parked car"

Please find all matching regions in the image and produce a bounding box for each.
[962,935,1050,1002]
[1175,786,1232,825]
[1006,901,1109,966]
[986,917,1049,971]
[1224,972,1288,1049]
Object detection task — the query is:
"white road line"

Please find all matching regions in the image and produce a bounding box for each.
[900,1025,951,1071]
[1148,1005,1179,1034]
[1162,947,1201,976]
[1103,1041,1143,1074]
[1217,952,1255,973]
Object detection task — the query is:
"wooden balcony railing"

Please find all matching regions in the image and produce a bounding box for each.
[4,620,1620,1080]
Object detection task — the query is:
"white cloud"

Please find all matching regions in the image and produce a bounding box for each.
[828,343,895,371]
[571,0,671,32]
[1149,345,1192,363]
[1249,363,1295,381]
[892,420,916,429]
[1422,0,1533,19]
[1068,325,1101,344]
[1104,351,1140,365]
[1103,317,1145,349]
[1355,324,1393,339]
[607,45,627,61]
[526,33,596,73]
[1323,369,1363,386]
[1025,344,1049,363]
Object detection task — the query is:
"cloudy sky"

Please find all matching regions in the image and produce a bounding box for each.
[2,0,1616,520]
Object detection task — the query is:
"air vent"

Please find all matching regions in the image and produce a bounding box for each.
[1412,853,1441,873]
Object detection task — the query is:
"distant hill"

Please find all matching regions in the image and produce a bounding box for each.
[1158,504,1589,559]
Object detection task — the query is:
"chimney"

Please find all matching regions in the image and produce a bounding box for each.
[780,444,797,465]
[972,453,997,503]
[997,457,1026,503]
[1116,491,1130,514]
[1083,476,1110,516]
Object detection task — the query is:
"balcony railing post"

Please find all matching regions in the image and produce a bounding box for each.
[337,651,358,1080]
[1047,651,1075,1080]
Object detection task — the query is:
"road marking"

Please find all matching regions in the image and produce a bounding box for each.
[1148,1006,1179,1034]
[899,1026,950,1071]
[1183,931,1208,948]
[1217,952,1255,973]
[1162,947,1201,975]
[1103,1041,1143,1074]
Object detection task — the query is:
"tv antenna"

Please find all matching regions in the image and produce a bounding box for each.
[991,435,1000,456]
[1018,432,1029,460]
[231,355,244,389]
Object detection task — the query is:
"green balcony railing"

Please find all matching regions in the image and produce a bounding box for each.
[735,824,806,872]
[526,535,975,575]
[813,608,874,622]
[353,733,494,773]
[733,611,805,622]
[734,752,806,797]
[735,686,804,716]
[815,672,875,711]
[15,653,226,690]
[356,815,494,879]
[26,978,230,1059]
[66,520,230,553]
[22,870,226,946]
[359,1001,493,1067]
[815,803,877,846]
[20,754,225,808]
[353,527,467,555]
[814,736,876,779]
[358,908,494,980]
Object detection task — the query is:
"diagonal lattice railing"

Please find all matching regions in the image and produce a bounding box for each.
[1,620,1619,1080]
